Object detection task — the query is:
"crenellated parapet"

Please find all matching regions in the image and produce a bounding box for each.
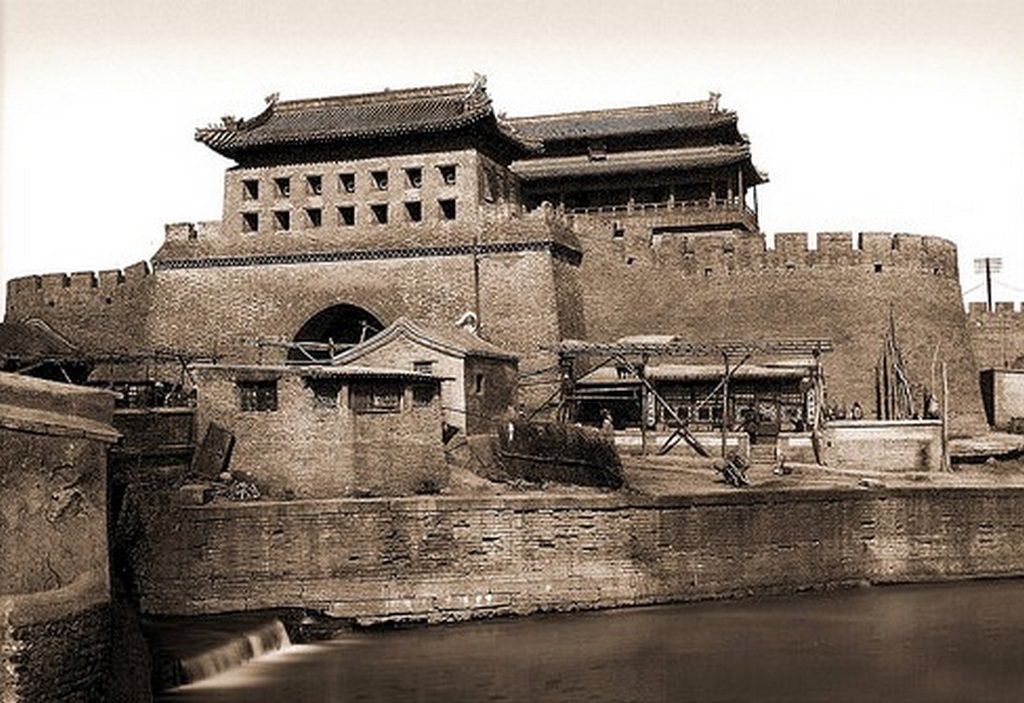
[5,262,154,354]
[967,301,1024,369]
[967,301,1024,319]
[584,223,960,279]
[6,261,152,311]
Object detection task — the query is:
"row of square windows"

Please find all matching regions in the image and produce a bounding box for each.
[242,199,457,232]
[238,379,435,412]
[242,165,458,200]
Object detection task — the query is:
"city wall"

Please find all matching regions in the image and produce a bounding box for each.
[967,301,1024,370]
[573,222,985,433]
[127,487,1024,622]
[4,262,153,355]
[3,224,989,432]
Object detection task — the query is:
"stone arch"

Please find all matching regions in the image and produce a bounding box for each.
[290,303,384,361]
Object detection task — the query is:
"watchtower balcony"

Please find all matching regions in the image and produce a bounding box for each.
[561,195,758,233]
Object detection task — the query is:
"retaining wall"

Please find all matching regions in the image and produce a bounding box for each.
[128,486,1024,623]
[0,373,119,702]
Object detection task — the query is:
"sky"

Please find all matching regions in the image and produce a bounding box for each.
[2,0,1022,313]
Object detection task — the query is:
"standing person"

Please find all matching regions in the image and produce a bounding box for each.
[850,401,863,420]
[600,408,615,438]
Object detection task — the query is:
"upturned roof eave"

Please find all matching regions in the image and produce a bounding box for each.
[195,113,538,160]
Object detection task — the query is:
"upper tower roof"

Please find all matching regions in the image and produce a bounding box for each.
[196,75,538,162]
[507,94,738,143]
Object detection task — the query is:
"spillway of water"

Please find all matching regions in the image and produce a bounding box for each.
[178,619,291,685]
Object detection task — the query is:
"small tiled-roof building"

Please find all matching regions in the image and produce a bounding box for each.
[331,317,518,435]
[191,363,447,498]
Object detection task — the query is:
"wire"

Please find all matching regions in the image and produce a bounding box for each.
[993,278,1024,294]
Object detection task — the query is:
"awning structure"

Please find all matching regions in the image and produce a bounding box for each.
[549,337,832,459]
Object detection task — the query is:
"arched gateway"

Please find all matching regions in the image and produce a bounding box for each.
[289,304,384,361]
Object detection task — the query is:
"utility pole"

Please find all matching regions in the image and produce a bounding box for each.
[973,257,1003,312]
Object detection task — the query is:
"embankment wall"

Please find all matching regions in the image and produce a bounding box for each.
[128,487,1024,622]
[0,373,119,702]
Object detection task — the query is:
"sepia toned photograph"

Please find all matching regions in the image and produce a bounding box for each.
[1,1,1023,701]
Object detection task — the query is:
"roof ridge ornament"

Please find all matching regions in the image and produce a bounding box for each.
[455,311,479,334]
[708,91,721,113]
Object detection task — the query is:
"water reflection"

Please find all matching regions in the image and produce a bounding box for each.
[158,580,1024,702]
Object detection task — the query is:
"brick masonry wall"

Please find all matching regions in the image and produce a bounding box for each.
[967,301,1024,370]
[2,600,110,703]
[4,262,152,354]
[824,420,942,471]
[4,217,989,435]
[129,487,1024,621]
[0,374,117,703]
[464,357,519,435]
[573,223,985,434]
[192,368,446,498]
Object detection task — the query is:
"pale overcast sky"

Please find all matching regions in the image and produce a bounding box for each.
[2,0,1022,312]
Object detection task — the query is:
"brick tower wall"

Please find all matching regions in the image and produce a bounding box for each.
[967,301,1024,370]
[572,216,985,434]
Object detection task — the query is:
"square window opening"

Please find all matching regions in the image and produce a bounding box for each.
[412,384,435,408]
[306,208,322,228]
[306,377,342,409]
[242,212,259,233]
[612,221,625,239]
[339,173,356,193]
[413,360,434,375]
[306,175,322,196]
[439,199,456,220]
[370,204,389,224]
[274,210,290,231]
[238,380,278,412]
[351,382,403,413]
[405,201,422,222]
[242,179,259,200]
[274,177,291,198]
[371,170,389,190]
[405,167,423,188]
[338,205,356,226]
[439,165,457,186]
[874,263,883,273]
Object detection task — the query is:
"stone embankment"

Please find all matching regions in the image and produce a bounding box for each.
[125,455,1024,626]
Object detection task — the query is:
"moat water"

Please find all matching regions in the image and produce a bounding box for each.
[157,579,1024,702]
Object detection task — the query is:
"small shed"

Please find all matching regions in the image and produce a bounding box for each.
[980,368,1024,431]
[332,317,519,436]
[190,363,447,498]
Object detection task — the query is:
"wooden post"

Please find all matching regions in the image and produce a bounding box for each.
[811,348,824,465]
[737,167,744,207]
[721,352,730,457]
[941,362,950,472]
[640,354,648,456]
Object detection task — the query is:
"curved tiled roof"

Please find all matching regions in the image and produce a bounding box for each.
[196,78,537,157]
[511,145,765,183]
[507,99,737,142]
[332,317,518,365]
